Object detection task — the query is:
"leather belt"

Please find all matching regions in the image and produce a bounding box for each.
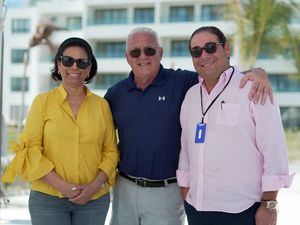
[119,171,177,188]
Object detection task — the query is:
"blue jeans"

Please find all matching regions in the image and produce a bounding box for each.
[29,190,110,225]
[184,201,261,225]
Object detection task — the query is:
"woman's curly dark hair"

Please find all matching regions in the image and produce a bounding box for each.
[50,37,97,83]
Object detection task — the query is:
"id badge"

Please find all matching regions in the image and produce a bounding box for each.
[195,123,206,143]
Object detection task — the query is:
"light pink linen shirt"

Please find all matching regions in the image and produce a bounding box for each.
[177,66,294,213]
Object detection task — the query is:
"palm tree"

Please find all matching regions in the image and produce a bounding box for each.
[17,22,65,136]
[281,20,300,78]
[229,0,298,71]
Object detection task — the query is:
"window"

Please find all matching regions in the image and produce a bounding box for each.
[11,19,30,33]
[171,40,189,57]
[96,42,126,58]
[10,105,29,124]
[280,107,300,129]
[134,8,154,23]
[289,11,300,24]
[50,16,57,24]
[282,48,293,59]
[269,74,300,92]
[169,6,194,22]
[89,73,127,89]
[11,77,29,92]
[201,4,226,21]
[37,76,58,93]
[11,49,27,63]
[66,16,82,30]
[94,9,127,24]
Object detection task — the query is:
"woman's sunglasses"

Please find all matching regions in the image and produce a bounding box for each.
[59,56,91,69]
[129,47,157,58]
[190,42,223,58]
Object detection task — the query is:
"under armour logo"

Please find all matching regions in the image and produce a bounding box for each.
[158,96,166,101]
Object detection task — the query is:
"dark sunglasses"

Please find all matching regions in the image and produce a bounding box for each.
[129,47,157,58]
[59,55,91,69]
[190,42,223,58]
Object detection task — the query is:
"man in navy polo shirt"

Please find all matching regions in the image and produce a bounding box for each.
[104,27,272,225]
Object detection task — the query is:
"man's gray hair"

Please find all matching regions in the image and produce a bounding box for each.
[126,27,160,50]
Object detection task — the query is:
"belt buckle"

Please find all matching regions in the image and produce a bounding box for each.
[135,178,147,187]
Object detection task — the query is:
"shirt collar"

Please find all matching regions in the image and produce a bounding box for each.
[58,84,91,103]
[198,66,235,89]
[126,64,166,92]
[58,84,67,102]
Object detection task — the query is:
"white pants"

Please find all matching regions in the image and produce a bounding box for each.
[110,175,185,225]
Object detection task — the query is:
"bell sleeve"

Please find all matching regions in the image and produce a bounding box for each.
[2,96,54,183]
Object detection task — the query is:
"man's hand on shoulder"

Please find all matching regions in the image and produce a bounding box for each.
[240,68,273,105]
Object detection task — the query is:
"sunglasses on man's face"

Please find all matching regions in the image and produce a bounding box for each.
[129,47,157,58]
[59,56,91,69]
[190,42,223,58]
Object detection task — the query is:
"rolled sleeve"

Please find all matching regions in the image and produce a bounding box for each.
[262,174,295,192]
[99,160,117,186]
[176,169,190,187]
[253,101,294,191]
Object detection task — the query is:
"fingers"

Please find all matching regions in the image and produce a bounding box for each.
[69,186,81,199]
[259,77,273,104]
[253,84,265,104]
[248,79,275,105]
[69,185,94,205]
[267,84,274,104]
[68,182,100,205]
[66,189,80,199]
[60,184,80,199]
[69,191,91,205]
[248,81,259,103]
[240,75,249,88]
[69,196,87,205]
[252,83,274,105]
[72,185,85,191]
[242,67,274,104]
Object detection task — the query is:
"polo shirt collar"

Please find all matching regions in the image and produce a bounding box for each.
[126,64,166,91]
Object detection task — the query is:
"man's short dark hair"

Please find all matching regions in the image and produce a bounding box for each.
[189,26,227,50]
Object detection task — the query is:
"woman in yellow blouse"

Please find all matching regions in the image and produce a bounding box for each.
[3,37,119,225]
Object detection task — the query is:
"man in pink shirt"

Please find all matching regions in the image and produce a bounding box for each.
[177,26,294,225]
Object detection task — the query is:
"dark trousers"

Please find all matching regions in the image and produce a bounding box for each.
[184,201,261,225]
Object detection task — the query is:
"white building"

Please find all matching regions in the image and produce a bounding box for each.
[3,0,300,128]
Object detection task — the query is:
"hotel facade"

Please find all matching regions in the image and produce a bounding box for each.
[3,0,300,128]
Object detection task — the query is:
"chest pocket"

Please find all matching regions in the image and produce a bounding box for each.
[216,103,240,127]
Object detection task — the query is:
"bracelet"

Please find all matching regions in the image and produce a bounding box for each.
[261,199,277,202]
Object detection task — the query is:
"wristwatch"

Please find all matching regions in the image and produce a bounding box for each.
[261,200,278,210]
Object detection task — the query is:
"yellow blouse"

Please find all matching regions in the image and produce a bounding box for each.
[3,85,119,199]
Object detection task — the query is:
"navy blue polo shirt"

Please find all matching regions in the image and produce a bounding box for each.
[104,65,198,179]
